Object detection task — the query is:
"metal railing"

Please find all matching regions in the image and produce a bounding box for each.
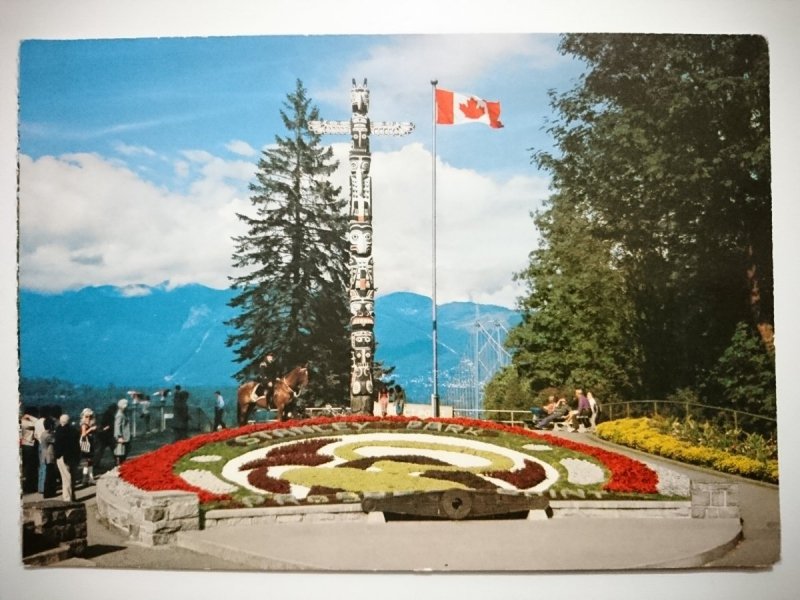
[452,401,776,433]
[451,408,534,427]
[127,404,214,439]
[600,399,776,430]
[305,406,352,418]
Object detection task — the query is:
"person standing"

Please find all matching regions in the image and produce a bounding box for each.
[78,408,97,485]
[172,385,190,441]
[40,417,58,498]
[377,386,389,417]
[54,414,80,501]
[213,391,225,430]
[34,405,51,494]
[93,402,117,473]
[19,405,39,494]
[394,385,406,416]
[113,399,132,465]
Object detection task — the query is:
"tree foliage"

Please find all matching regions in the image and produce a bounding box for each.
[483,365,534,414]
[504,34,773,415]
[506,195,642,401]
[706,321,776,419]
[227,80,350,402]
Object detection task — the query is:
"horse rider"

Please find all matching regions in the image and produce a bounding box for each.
[258,352,280,405]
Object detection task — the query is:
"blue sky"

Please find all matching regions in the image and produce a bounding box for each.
[17,34,586,307]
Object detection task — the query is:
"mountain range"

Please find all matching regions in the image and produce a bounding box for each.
[18,284,520,402]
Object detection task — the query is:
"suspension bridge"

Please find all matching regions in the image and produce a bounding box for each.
[441,314,512,413]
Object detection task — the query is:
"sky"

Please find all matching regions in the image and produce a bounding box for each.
[16,33,586,308]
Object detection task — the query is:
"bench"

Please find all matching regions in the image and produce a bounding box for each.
[549,400,600,433]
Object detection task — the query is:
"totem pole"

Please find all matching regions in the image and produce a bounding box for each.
[309,79,414,413]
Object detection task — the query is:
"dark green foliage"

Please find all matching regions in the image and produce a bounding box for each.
[705,321,776,421]
[504,34,773,418]
[483,365,535,413]
[227,80,350,402]
[505,198,642,402]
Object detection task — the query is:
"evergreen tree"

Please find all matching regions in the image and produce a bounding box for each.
[227,80,350,403]
[506,195,642,401]
[705,321,776,429]
[483,365,535,416]
[526,34,772,399]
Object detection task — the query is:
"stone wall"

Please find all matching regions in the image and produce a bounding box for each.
[691,481,740,519]
[204,503,369,528]
[95,469,199,546]
[23,500,87,566]
[550,500,692,518]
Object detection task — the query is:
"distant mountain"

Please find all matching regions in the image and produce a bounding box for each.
[374,292,521,400]
[18,285,520,401]
[18,283,239,388]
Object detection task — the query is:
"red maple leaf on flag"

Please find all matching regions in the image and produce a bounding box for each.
[458,97,485,119]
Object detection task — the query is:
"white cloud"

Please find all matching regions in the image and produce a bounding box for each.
[180,149,215,163]
[18,141,545,308]
[174,159,190,179]
[18,152,249,292]
[331,142,547,307]
[118,284,153,298]
[225,139,258,157]
[114,143,158,158]
[314,34,563,118]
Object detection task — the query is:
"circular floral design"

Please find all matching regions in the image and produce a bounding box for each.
[117,415,662,505]
[219,433,559,499]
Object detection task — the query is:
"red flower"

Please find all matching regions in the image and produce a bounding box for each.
[117,415,658,501]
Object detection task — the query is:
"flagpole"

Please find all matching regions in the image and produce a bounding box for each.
[430,79,440,418]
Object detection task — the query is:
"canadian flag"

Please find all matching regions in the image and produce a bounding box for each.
[435,88,503,128]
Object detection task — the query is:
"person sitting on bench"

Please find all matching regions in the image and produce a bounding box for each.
[534,397,570,429]
[563,388,592,431]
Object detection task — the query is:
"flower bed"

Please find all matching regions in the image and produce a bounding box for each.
[118,416,669,508]
[595,418,779,484]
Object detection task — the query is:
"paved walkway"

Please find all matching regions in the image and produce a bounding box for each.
[175,515,742,571]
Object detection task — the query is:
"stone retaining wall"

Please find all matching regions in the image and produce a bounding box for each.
[23,500,88,565]
[690,481,740,518]
[204,503,368,528]
[551,500,692,518]
[95,469,199,545]
[94,468,740,547]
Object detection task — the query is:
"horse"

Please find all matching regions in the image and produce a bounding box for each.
[236,364,309,425]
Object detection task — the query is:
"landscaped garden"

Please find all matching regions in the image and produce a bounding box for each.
[118,415,691,511]
[595,417,778,484]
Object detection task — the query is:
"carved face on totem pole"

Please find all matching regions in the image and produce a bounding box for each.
[350,155,371,194]
[348,223,372,255]
[349,255,374,296]
[351,78,369,115]
[351,329,374,396]
[351,115,370,155]
[349,157,372,222]
[349,289,375,327]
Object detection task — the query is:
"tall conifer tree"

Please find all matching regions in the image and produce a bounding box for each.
[227,80,350,402]
[509,34,772,402]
